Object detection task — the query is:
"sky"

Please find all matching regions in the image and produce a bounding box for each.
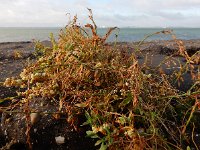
[0,0,200,27]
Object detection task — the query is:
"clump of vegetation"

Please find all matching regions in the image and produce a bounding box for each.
[3,9,200,149]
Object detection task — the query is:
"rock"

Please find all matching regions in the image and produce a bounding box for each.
[30,113,41,125]
[55,136,65,145]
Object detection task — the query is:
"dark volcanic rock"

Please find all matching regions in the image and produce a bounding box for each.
[0,98,95,150]
[128,39,200,56]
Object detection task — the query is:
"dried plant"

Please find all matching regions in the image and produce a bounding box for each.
[2,9,200,150]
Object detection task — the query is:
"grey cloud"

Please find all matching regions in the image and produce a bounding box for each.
[0,0,200,27]
[150,11,187,20]
[107,0,200,16]
[0,0,73,26]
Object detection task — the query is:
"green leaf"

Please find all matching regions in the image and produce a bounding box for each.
[99,143,107,150]
[0,99,5,103]
[85,111,93,125]
[75,102,87,108]
[139,108,144,115]
[146,74,152,78]
[150,112,156,120]
[138,96,143,102]
[91,135,99,139]
[186,146,191,150]
[86,131,95,137]
[118,116,126,125]
[95,140,102,146]
[81,121,89,126]
[86,131,98,138]
[119,92,132,107]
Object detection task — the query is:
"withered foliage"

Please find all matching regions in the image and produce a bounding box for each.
[2,9,200,150]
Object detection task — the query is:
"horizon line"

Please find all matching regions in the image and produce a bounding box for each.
[0,26,200,28]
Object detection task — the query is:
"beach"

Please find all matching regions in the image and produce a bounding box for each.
[0,40,199,149]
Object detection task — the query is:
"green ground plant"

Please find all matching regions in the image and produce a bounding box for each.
[2,9,200,149]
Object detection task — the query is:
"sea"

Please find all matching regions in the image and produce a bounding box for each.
[1,27,200,43]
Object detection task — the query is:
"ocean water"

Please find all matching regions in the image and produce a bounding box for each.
[0,27,200,43]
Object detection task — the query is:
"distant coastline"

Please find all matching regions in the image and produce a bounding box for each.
[1,27,200,43]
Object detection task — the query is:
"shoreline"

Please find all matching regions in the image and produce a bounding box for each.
[1,38,200,51]
[0,39,199,90]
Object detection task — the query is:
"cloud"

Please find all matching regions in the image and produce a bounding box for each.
[0,0,71,26]
[0,0,200,27]
[110,0,200,11]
